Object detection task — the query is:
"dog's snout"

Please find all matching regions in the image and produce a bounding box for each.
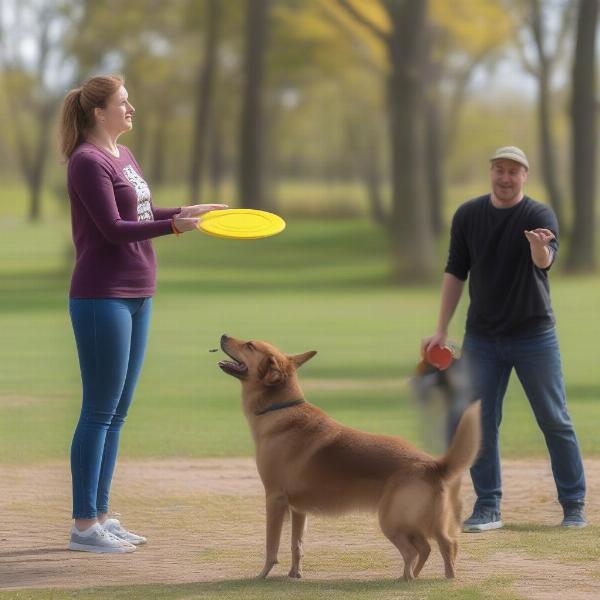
[221,334,229,343]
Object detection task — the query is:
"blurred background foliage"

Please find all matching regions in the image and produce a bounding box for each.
[1,0,598,281]
[2,0,600,460]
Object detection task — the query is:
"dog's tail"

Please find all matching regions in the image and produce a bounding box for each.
[436,400,481,480]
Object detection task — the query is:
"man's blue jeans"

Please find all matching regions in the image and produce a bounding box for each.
[462,328,585,512]
[69,298,152,519]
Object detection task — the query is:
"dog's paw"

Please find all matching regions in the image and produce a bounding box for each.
[256,570,270,579]
[288,568,302,578]
[257,560,278,579]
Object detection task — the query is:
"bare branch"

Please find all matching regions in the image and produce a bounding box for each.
[4,78,32,179]
[553,0,577,66]
[515,8,540,78]
[333,0,388,43]
[318,1,386,75]
[529,0,548,66]
[443,49,497,154]
[515,31,539,76]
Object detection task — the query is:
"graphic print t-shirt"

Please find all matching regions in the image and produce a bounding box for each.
[67,143,179,298]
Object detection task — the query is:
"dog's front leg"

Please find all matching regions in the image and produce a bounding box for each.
[288,510,307,578]
[257,493,288,579]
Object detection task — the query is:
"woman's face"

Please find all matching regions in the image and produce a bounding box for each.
[95,85,135,137]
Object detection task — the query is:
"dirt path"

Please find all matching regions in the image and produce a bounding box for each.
[1,458,599,598]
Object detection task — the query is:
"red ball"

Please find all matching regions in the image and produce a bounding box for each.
[425,345,453,370]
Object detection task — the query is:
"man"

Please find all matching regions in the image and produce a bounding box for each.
[422,146,586,531]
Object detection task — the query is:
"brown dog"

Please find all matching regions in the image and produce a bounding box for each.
[218,334,481,581]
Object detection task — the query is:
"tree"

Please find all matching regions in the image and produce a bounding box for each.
[311,1,396,225]
[0,0,74,221]
[335,0,434,281]
[514,0,575,228]
[427,0,512,235]
[325,0,511,270]
[189,0,222,203]
[67,0,248,195]
[566,0,598,271]
[238,0,271,210]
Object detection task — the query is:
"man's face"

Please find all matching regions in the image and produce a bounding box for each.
[490,159,528,205]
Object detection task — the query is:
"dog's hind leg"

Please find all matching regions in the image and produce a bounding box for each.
[258,494,288,579]
[411,533,431,578]
[288,510,307,578]
[387,532,418,581]
[435,533,456,579]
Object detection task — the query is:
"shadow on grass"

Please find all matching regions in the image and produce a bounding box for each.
[0,266,397,315]
[503,522,597,534]
[0,575,498,600]
[0,218,437,316]
[0,271,69,313]
[502,523,560,533]
[565,384,600,402]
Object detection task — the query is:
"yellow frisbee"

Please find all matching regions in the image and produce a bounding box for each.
[197,209,286,240]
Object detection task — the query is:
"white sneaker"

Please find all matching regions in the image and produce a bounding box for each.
[69,523,136,553]
[102,518,147,545]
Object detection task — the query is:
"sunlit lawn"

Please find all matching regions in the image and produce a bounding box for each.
[1,195,599,464]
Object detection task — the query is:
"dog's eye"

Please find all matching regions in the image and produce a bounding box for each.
[246,342,255,351]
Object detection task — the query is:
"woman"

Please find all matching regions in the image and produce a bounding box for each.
[59,74,226,553]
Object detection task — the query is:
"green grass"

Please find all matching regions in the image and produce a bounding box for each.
[492,523,600,562]
[1,188,597,600]
[0,577,524,600]
[1,209,600,464]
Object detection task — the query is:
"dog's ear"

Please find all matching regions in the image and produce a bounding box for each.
[258,355,287,386]
[289,351,317,369]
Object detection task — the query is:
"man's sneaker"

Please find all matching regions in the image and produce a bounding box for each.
[561,503,587,528]
[463,508,503,532]
[69,523,136,553]
[102,518,147,545]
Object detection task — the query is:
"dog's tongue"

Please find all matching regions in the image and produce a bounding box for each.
[218,359,247,373]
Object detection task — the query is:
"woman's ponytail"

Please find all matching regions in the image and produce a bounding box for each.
[59,88,86,160]
[58,74,123,160]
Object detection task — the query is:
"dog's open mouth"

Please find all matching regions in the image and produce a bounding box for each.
[218,349,248,378]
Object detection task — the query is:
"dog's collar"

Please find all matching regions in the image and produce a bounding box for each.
[254,399,305,416]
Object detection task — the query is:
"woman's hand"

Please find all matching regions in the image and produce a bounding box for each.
[172,216,200,233]
[178,204,228,218]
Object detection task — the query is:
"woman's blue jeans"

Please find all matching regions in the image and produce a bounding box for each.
[462,328,586,512]
[69,297,152,519]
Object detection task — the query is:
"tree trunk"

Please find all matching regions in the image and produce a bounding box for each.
[30,100,57,221]
[346,117,386,226]
[209,112,225,200]
[567,0,598,271]
[190,0,221,203]
[28,179,42,221]
[127,77,147,162]
[238,0,270,209]
[425,93,443,236]
[384,0,434,281]
[422,22,443,238]
[530,0,565,228]
[363,133,386,227]
[7,91,55,222]
[537,64,564,228]
[151,116,167,187]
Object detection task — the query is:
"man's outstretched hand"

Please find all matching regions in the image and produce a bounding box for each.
[524,228,555,248]
[524,228,555,268]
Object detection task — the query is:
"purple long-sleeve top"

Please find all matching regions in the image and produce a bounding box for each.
[67,142,180,298]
